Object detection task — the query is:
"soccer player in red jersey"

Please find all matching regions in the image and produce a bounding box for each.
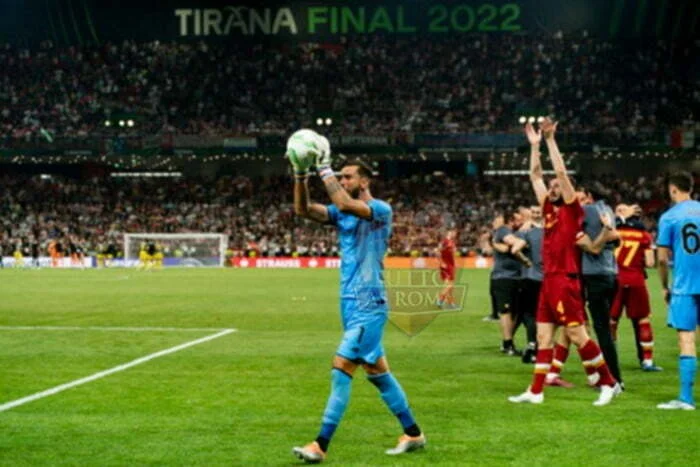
[509,118,621,406]
[610,205,662,371]
[437,229,458,309]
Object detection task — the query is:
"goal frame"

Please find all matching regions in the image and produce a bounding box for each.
[124,233,228,267]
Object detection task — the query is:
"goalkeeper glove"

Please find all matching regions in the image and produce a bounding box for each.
[315,134,334,180]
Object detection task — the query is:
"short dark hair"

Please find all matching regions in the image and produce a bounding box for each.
[668,172,693,193]
[506,210,520,223]
[343,159,374,178]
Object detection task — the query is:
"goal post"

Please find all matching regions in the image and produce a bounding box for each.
[124,233,228,267]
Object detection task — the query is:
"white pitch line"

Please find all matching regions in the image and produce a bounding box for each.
[0,326,230,332]
[0,328,235,413]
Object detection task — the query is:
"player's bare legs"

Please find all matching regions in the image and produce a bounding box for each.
[438,279,455,308]
[437,230,458,309]
[499,312,517,353]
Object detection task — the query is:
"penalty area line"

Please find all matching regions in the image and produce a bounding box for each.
[0,328,235,413]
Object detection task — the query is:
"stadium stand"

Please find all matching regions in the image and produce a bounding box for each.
[0,172,686,259]
[0,35,697,143]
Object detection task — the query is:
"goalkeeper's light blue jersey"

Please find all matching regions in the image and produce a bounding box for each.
[657,199,700,295]
[327,199,392,308]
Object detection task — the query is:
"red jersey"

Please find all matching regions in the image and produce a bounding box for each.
[542,198,584,276]
[615,227,652,286]
[440,238,455,267]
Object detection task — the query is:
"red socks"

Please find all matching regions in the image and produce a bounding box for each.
[531,348,554,394]
[548,343,569,377]
[578,340,616,387]
[638,321,654,362]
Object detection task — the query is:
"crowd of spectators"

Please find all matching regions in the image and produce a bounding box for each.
[0,171,690,260]
[0,34,697,143]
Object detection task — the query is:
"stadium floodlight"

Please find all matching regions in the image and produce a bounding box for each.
[124,233,228,268]
[316,118,323,126]
[528,116,536,124]
[119,120,125,127]
[518,116,527,124]
[537,116,545,123]
[104,120,112,127]
[127,119,135,127]
[325,118,332,126]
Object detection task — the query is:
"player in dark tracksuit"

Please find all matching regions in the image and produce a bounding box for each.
[579,194,623,385]
[514,216,544,364]
[490,213,530,356]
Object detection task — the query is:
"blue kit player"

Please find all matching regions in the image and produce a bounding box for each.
[290,134,425,463]
[656,172,700,411]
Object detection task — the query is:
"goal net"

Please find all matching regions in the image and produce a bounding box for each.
[124,233,228,267]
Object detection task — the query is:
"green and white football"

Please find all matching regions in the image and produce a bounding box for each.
[286,129,320,171]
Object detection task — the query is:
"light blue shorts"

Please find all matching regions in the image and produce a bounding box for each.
[668,294,700,331]
[336,298,388,365]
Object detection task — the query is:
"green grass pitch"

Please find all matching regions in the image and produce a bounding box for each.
[0,268,695,466]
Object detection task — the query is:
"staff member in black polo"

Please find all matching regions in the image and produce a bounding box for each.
[578,186,623,385]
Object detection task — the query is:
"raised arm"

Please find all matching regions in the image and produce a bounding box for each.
[319,172,371,218]
[293,174,329,223]
[615,203,642,224]
[288,137,330,224]
[526,123,548,206]
[316,136,372,219]
[540,118,575,204]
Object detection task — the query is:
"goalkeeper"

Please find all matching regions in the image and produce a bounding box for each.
[291,134,425,464]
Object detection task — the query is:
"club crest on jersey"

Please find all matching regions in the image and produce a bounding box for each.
[545,212,558,229]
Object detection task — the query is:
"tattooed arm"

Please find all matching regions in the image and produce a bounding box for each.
[293,175,330,223]
[322,175,372,219]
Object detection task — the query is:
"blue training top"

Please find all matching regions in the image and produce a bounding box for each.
[657,199,700,295]
[327,199,392,307]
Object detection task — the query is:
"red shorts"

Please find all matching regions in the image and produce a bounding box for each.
[440,266,455,281]
[610,282,651,320]
[536,275,586,327]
